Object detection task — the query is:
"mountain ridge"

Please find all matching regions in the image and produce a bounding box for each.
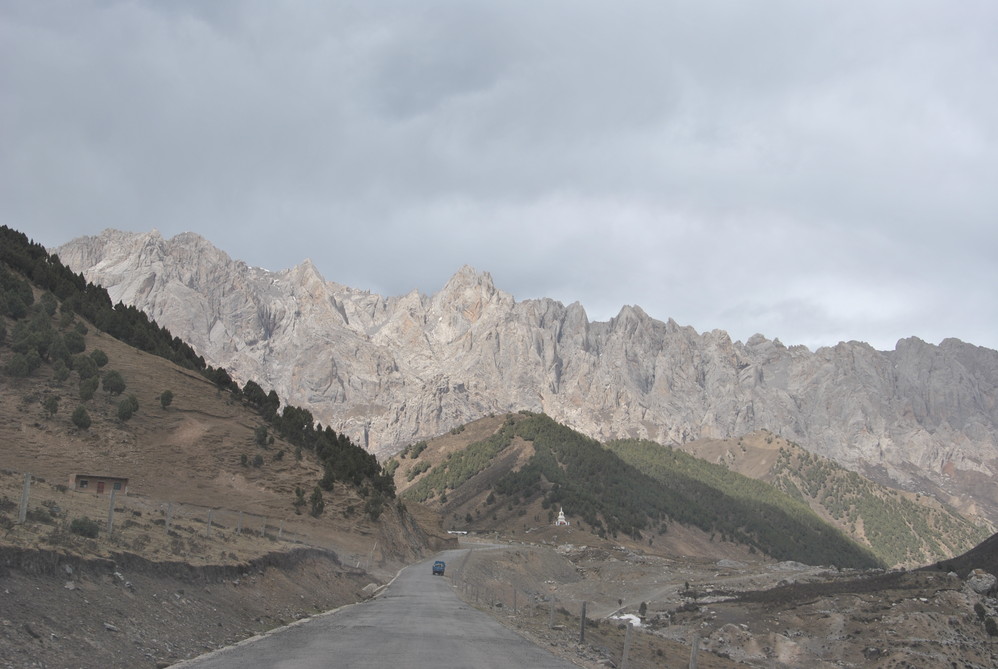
[55,229,998,525]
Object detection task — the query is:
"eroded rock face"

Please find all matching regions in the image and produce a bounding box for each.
[56,230,998,522]
[966,569,997,595]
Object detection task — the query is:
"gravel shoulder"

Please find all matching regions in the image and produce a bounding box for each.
[0,545,379,669]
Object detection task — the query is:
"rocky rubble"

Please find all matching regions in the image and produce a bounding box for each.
[0,546,376,669]
[457,541,998,669]
[57,229,998,523]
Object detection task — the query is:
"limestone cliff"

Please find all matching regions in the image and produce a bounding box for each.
[56,229,998,524]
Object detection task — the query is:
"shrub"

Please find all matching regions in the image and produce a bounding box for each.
[102,370,126,395]
[309,486,325,517]
[4,295,28,319]
[117,396,137,421]
[986,617,998,637]
[89,348,108,367]
[26,506,54,524]
[48,336,71,366]
[69,517,100,538]
[64,330,86,354]
[78,376,99,400]
[159,389,173,409]
[365,492,386,521]
[319,464,335,491]
[71,406,91,429]
[72,354,98,380]
[42,395,59,417]
[52,360,70,383]
[5,353,30,377]
[39,292,58,316]
[293,487,306,514]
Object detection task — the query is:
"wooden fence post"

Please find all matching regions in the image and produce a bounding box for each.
[18,473,31,524]
[106,489,117,535]
[621,622,633,669]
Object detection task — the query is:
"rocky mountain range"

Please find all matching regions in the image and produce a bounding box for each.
[55,229,998,526]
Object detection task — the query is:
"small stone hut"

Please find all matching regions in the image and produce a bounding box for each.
[69,474,128,495]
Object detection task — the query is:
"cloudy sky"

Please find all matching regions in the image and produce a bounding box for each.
[3,1,996,351]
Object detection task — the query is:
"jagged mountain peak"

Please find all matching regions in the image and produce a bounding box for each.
[54,229,998,527]
[443,264,494,289]
[283,257,328,292]
[434,265,500,306]
[427,265,512,336]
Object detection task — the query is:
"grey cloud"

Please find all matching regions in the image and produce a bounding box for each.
[2,1,997,351]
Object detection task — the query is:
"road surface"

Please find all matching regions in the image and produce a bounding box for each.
[173,548,580,669]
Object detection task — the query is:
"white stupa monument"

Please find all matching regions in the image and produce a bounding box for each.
[555,507,570,526]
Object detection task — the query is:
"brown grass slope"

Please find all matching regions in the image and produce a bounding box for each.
[0,283,446,668]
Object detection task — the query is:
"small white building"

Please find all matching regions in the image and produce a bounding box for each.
[555,507,569,526]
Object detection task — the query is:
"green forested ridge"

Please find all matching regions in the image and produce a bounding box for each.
[494,414,670,543]
[403,416,518,501]
[606,438,882,567]
[401,412,882,568]
[770,445,988,566]
[1,225,393,512]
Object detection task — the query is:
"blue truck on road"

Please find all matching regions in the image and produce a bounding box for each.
[432,560,446,576]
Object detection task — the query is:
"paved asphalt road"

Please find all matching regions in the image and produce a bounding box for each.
[173,548,580,669]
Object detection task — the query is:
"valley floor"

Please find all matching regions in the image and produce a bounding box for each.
[453,538,998,669]
[4,534,998,669]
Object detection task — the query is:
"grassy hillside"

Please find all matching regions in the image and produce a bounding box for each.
[396,412,883,569]
[605,438,883,567]
[769,442,989,566]
[674,430,990,567]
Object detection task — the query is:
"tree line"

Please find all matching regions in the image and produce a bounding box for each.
[400,411,883,568]
[1,225,394,515]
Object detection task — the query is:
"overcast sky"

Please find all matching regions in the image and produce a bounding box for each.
[3,1,996,352]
